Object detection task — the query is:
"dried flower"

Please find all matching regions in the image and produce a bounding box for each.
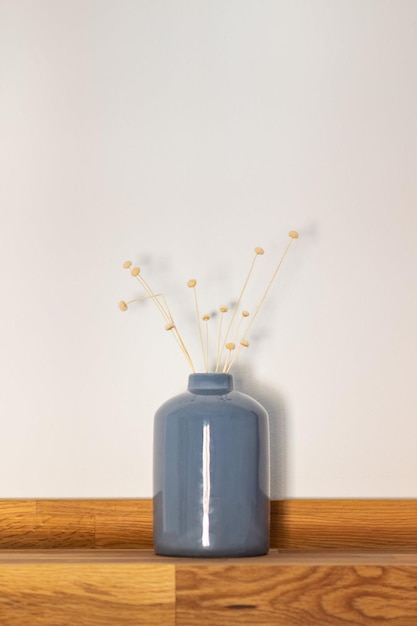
[119,229,298,374]
[120,265,195,372]
[216,247,264,371]
[187,279,207,371]
[240,231,299,348]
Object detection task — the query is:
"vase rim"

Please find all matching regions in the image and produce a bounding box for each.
[187,373,234,394]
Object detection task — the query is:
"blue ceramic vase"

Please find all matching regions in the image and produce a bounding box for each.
[153,373,270,557]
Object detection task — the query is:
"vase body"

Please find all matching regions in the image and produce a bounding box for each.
[153,373,270,557]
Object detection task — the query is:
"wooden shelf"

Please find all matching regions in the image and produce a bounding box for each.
[2,500,417,624]
[1,549,417,625]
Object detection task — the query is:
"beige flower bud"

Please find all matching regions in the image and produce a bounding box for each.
[119,301,128,311]
[131,267,141,276]
[123,261,132,269]
[288,230,299,239]
[187,279,197,288]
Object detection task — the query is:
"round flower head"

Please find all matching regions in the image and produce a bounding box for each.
[288,231,299,239]
[131,267,141,276]
[202,314,210,321]
[225,342,235,350]
[255,247,264,255]
[219,305,228,313]
[123,261,132,269]
[187,279,197,288]
[119,300,128,311]
[242,310,250,317]
[240,339,249,347]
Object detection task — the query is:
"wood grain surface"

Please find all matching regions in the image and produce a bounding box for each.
[0,557,175,626]
[1,499,417,550]
[271,499,417,551]
[0,551,417,626]
[176,559,417,625]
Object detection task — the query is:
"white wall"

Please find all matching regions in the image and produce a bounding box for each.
[1,0,416,497]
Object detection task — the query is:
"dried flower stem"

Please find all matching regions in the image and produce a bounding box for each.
[188,280,207,372]
[226,339,249,373]
[132,270,171,323]
[202,315,210,372]
[215,306,228,372]
[217,248,264,371]
[230,310,249,348]
[222,342,235,373]
[124,263,195,372]
[134,274,195,370]
[166,323,196,373]
[240,232,298,347]
[119,293,164,309]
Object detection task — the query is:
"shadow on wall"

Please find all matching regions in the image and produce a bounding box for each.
[233,363,287,499]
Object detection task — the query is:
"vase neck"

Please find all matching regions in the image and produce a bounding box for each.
[187,373,234,395]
